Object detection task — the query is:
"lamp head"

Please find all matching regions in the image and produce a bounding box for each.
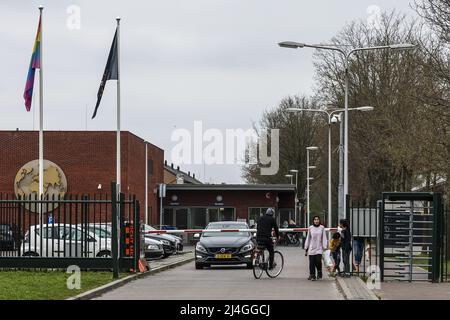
[389,43,416,51]
[278,41,305,49]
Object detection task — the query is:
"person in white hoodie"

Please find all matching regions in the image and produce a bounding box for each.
[304,216,328,280]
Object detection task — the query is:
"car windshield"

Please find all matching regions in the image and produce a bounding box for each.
[88,226,111,238]
[202,223,250,237]
[144,224,156,231]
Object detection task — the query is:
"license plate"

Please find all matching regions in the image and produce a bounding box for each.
[215,254,232,259]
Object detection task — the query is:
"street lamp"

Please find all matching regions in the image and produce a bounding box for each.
[306,146,318,227]
[290,169,299,223]
[285,174,294,185]
[287,105,374,226]
[279,40,415,218]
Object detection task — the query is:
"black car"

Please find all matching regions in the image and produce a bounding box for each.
[0,224,16,251]
[194,221,255,269]
[143,224,176,257]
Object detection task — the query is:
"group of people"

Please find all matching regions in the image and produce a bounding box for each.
[305,216,363,280]
[255,208,363,280]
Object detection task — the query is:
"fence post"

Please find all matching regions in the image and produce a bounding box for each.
[119,193,126,258]
[134,199,140,272]
[432,193,442,282]
[111,182,119,279]
[380,195,385,282]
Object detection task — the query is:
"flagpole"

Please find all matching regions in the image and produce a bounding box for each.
[38,5,44,222]
[116,17,121,194]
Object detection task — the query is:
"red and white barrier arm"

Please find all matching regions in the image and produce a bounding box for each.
[143,228,338,235]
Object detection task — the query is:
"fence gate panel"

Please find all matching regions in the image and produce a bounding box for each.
[0,184,140,271]
[380,192,442,282]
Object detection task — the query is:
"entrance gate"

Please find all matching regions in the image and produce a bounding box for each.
[380,192,443,282]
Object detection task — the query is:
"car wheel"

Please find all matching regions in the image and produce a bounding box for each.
[195,262,204,269]
[97,251,111,258]
[22,251,39,257]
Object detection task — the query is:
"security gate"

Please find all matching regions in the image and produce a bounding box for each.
[380,192,443,282]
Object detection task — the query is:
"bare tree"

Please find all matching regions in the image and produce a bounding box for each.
[314,10,449,201]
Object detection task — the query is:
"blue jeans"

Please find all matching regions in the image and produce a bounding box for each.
[331,250,341,272]
[353,238,365,266]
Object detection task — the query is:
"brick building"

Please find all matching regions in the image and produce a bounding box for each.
[0,130,296,232]
[0,130,164,224]
[161,184,296,242]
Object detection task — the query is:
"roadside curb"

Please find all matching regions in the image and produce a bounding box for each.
[66,253,195,300]
[335,276,379,300]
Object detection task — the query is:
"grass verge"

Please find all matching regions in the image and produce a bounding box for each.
[0,270,128,300]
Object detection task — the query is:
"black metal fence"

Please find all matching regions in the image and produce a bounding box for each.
[347,193,449,282]
[0,182,140,272]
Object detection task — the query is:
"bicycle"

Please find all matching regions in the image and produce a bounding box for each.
[252,238,284,279]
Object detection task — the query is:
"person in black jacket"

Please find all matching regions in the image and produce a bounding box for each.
[256,208,280,269]
[339,219,352,277]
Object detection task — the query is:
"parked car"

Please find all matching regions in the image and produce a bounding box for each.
[194,221,255,269]
[143,237,164,260]
[22,224,111,257]
[142,224,178,257]
[151,224,184,251]
[85,223,163,260]
[0,224,16,251]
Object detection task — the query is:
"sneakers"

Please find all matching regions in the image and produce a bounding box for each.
[268,262,277,270]
[317,273,323,280]
[308,275,316,281]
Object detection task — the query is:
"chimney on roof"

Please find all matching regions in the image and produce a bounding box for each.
[193,173,195,179]
[177,166,180,171]
[171,163,174,168]
[164,160,167,166]
[188,171,190,176]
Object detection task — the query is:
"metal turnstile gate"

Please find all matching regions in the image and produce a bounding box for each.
[380,192,443,282]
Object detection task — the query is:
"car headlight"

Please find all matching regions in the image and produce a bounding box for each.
[196,243,207,253]
[240,242,254,253]
[146,244,159,250]
[161,240,170,246]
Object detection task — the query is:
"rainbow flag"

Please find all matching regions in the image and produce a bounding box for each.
[23,14,41,111]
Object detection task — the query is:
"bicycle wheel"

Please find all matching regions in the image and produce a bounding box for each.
[266,251,284,278]
[252,250,265,279]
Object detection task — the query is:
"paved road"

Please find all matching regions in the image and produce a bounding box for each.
[96,246,343,300]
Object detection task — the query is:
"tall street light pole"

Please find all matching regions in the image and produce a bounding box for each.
[288,106,373,226]
[306,146,318,227]
[278,41,415,218]
[290,169,299,223]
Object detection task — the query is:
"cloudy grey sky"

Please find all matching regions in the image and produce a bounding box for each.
[0,0,417,183]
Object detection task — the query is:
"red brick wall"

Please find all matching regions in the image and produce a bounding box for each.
[0,131,164,221]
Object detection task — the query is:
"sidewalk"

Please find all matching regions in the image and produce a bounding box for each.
[374,282,450,300]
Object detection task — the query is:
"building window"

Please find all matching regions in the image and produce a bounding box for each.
[148,159,153,177]
[248,208,269,227]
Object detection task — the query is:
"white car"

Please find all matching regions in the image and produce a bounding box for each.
[22,224,111,258]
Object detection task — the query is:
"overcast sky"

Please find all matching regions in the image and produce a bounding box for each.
[0,0,417,183]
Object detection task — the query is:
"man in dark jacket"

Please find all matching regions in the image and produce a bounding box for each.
[256,208,280,269]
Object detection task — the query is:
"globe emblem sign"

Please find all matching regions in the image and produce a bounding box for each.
[14,159,68,213]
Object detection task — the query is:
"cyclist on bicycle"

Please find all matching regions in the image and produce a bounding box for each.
[256,208,280,270]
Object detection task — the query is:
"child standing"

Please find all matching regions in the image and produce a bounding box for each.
[329,232,341,276]
[339,219,352,277]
